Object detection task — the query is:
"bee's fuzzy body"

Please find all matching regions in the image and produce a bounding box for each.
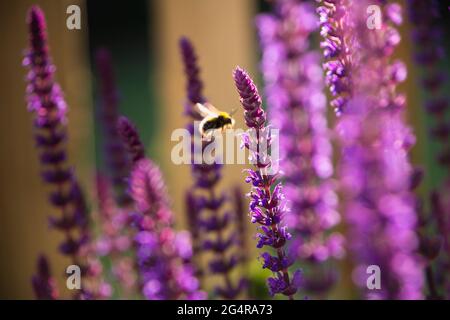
[196,104,235,139]
[201,114,233,131]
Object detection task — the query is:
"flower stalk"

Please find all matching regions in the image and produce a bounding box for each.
[130,158,205,299]
[319,0,424,299]
[233,67,301,299]
[24,6,94,299]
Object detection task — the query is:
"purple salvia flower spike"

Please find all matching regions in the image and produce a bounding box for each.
[317,0,354,116]
[130,158,205,300]
[118,119,202,299]
[318,0,424,299]
[233,67,301,299]
[24,6,95,299]
[179,36,207,115]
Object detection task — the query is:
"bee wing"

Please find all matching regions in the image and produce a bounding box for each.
[204,102,221,113]
[195,103,219,117]
[229,107,238,116]
[199,116,209,131]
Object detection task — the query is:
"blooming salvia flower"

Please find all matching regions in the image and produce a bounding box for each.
[233,67,302,299]
[257,0,343,295]
[130,158,205,300]
[179,37,246,299]
[24,6,94,299]
[179,38,209,283]
[317,0,354,116]
[117,115,203,299]
[32,255,58,300]
[179,37,206,116]
[320,0,423,299]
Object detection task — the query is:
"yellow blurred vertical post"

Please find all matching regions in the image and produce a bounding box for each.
[151,0,258,294]
[152,0,257,225]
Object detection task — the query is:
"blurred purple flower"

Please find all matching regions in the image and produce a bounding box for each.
[32,255,58,300]
[23,6,95,299]
[257,0,343,294]
[179,37,206,117]
[130,158,205,300]
[317,0,354,115]
[323,1,424,299]
[117,116,146,165]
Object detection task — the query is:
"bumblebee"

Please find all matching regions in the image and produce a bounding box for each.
[195,103,236,139]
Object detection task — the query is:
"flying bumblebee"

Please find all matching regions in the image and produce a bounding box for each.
[195,103,236,140]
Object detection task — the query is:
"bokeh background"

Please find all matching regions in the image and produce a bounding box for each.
[0,0,449,299]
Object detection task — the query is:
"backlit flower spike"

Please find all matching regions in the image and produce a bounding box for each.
[179,36,207,116]
[24,6,94,299]
[317,0,354,115]
[233,67,301,299]
[130,158,205,300]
